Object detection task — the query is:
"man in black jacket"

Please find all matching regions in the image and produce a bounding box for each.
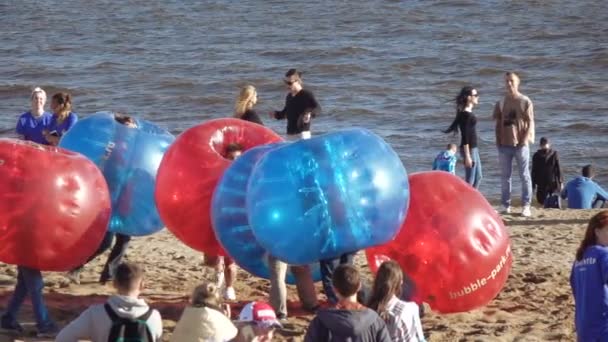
[270,68,321,140]
[531,137,563,206]
[304,265,391,342]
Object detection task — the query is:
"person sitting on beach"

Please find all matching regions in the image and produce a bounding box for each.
[56,262,163,342]
[15,87,52,144]
[532,137,563,207]
[171,282,237,342]
[67,113,139,285]
[561,165,608,209]
[202,143,244,301]
[233,301,282,342]
[367,261,425,342]
[304,264,391,342]
[570,210,608,341]
[432,143,458,175]
[235,85,263,125]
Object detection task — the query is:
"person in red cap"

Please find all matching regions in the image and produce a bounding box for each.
[233,301,282,342]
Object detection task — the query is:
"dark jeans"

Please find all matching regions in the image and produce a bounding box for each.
[1,266,55,331]
[320,252,356,304]
[73,231,131,282]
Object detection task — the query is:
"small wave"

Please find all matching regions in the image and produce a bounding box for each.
[0,84,37,97]
[564,123,595,130]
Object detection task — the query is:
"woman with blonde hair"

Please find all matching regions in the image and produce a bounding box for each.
[16,87,52,144]
[234,85,263,125]
[571,210,608,341]
[171,282,237,342]
[44,92,78,145]
[368,261,425,342]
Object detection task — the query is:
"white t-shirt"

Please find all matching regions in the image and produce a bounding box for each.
[384,296,425,342]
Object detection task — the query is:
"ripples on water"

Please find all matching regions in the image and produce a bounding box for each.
[1,0,606,200]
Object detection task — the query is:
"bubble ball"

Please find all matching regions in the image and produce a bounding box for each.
[155,118,283,255]
[366,171,512,313]
[212,143,321,283]
[0,139,111,271]
[59,112,175,236]
[247,128,409,265]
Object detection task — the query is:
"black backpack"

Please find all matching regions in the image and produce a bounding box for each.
[104,303,154,342]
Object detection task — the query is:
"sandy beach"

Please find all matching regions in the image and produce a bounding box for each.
[0,207,595,342]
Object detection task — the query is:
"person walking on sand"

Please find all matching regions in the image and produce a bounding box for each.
[493,72,535,217]
[444,86,482,188]
[270,68,321,141]
[570,211,608,341]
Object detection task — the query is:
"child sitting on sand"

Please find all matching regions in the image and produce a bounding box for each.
[56,262,163,342]
[304,264,391,341]
[171,282,237,342]
[432,143,458,175]
[368,261,426,341]
[233,301,282,342]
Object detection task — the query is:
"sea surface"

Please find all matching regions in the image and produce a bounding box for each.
[1,0,607,202]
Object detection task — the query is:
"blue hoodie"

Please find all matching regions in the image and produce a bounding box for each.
[561,176,608,209]
[570,245,608,341]
[432,150,457,174]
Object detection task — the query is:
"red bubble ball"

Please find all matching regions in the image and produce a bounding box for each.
[366,171,512,313]
[155,118,283,255]
[0,139,111,271]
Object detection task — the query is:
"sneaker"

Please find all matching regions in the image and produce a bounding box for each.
[0,320,24,335]
[224,286,236,301]
[501,206,511,214]
[522,205,532,217]
[66,269,81,285]
[36,323,59,338]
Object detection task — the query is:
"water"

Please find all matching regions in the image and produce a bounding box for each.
[1,0,607,201]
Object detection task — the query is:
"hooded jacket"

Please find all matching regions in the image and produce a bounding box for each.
[304,306,391,342]
[531,148,562,192]
[55,295,163,342]
[432,150,457,174]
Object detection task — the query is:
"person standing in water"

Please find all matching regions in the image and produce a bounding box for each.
[493,72,535,217]
[270,68,321,140]
[444,86,482,189]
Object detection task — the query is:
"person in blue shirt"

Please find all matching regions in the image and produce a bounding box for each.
[432,143,458,175]
[570,210,608,341]
[2,87,59,337]
[561,165,608,209]
[43,92,78,146]
[15,87,52,145]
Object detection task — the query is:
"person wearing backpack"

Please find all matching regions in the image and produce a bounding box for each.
[56,262,163,342]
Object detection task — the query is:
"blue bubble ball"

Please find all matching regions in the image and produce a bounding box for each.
[212,143,321,283]
[247,128,410,265]
[59,112,175,236]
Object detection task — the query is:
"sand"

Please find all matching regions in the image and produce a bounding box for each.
[0,208,596,342]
